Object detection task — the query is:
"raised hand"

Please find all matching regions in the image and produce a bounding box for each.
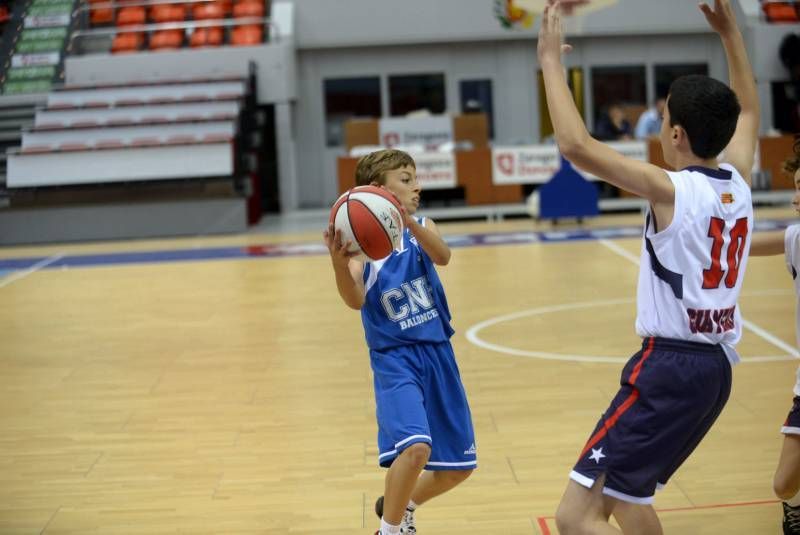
[537,0,573,65]
[699,0,737,36]
[323,225,358,267]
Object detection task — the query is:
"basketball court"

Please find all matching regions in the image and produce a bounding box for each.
[0,205,795,533]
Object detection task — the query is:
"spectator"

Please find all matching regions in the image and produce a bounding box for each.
[635,97,666,139]
[594,103,633,141]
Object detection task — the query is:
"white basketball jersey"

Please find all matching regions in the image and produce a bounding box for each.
[784,225,800,396]
[635,164,753,364]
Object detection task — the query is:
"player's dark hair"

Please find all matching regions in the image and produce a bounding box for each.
[355,149,416,186]
[667,75,741,159]
[784,136,800,175]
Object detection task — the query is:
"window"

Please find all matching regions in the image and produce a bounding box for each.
[591,65,646,124]
[654,63,708,100]
[538,67,584,141]
[389,73,446,116]
[323,77,381,147]
[460,79,494,139]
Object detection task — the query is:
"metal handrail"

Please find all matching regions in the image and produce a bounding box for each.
[68,16,279,50]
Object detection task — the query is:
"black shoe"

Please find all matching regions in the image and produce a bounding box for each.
[784,502,800,535]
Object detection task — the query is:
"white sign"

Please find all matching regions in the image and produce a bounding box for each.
[379,116,453,149]
[491,145,561,185]
[11,52,60,67]
[411,152,457,189]
[25,14,70,28]
[492,141,648,184]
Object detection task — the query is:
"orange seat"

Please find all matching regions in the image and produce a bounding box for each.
[192,1,225,19]
[111,32,143,53]
[232,0,264,18]
[150,4,186,23]
[149,29,184,49]
[762,2,800,22]
[190,26,224,47]
[231,24,261,45]
[90,6,114,25]
[116,6,145,25]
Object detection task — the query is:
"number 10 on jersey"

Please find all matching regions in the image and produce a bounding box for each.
[702,217,749,290]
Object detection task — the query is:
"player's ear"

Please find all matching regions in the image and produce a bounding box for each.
[671,125,684,148]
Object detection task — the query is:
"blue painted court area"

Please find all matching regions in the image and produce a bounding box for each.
[0,218,793,273]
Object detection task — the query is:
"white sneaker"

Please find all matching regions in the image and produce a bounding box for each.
[375,496,417,533]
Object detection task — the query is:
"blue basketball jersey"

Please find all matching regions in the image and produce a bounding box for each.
[361,217,454,350]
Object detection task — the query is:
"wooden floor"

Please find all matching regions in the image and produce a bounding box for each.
[0,207,797,534]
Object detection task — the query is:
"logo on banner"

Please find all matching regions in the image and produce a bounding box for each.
[494,0,535,28]
[495,153,515,175]
[383,133,401,147]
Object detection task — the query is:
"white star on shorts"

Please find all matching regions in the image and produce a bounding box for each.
[589,447,606,464]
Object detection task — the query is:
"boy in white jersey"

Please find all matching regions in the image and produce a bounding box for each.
[323,149,475,535]
[750,140,800,535]
[538,0,759,533]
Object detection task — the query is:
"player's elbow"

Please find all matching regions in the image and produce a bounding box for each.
[557,133,590,164]
[432,248,451,266]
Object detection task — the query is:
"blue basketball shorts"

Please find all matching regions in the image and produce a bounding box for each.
[781,396,800,435]
[571,337,731,504]
[369,341,477,471]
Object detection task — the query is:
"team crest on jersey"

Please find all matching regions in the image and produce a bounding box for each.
[720,193,734,204]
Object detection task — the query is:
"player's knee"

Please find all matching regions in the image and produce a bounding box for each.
[774,471,800,500]
[555,501,583,535]
[440,468,473,485]
[402,443,431,468]
[555,501,597,535]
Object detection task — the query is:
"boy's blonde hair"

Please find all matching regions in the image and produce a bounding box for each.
[355,149,415,186]
[784,136,800,176]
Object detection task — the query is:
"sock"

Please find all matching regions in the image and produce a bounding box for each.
[380,518,401,535]
[407,500,418,511]
[787,491,800,508]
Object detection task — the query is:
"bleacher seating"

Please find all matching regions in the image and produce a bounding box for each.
[76,0,271,53]
[761,0,800,22]
[6,77,252,188]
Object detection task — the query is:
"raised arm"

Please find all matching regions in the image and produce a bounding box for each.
[536,1,674,204]
[701,0,759,184]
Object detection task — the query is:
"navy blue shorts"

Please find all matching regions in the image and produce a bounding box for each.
[782,396,800,435]
[370,341,477,471]
[571,337,731,504]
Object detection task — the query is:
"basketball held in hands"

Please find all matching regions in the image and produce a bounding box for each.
[329,185,405,262]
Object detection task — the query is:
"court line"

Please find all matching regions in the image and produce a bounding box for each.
[465,292,794,363]
[0,253,63,289]
[535,498,781,534]
[598,238,799,360]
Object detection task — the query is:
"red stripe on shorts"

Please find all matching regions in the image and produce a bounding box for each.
[579,337,656,458]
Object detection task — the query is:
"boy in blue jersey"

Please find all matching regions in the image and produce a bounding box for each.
[323,149,476,535]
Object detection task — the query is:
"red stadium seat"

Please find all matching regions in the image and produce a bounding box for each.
[150,4,186,23]
[149,29,184,50]
[192,1,225,19]
[116,6,145,25]
[111,32,143,53]
[190,27,224,47]
[232,0,264,18]
[231,24,261,46]
[762,1,800,22]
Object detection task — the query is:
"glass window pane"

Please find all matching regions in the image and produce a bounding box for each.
[591,65,645,140]
[654,63,708,100]
[324,77,381,147]
[389,73,446,116]
[460,79,494,139]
